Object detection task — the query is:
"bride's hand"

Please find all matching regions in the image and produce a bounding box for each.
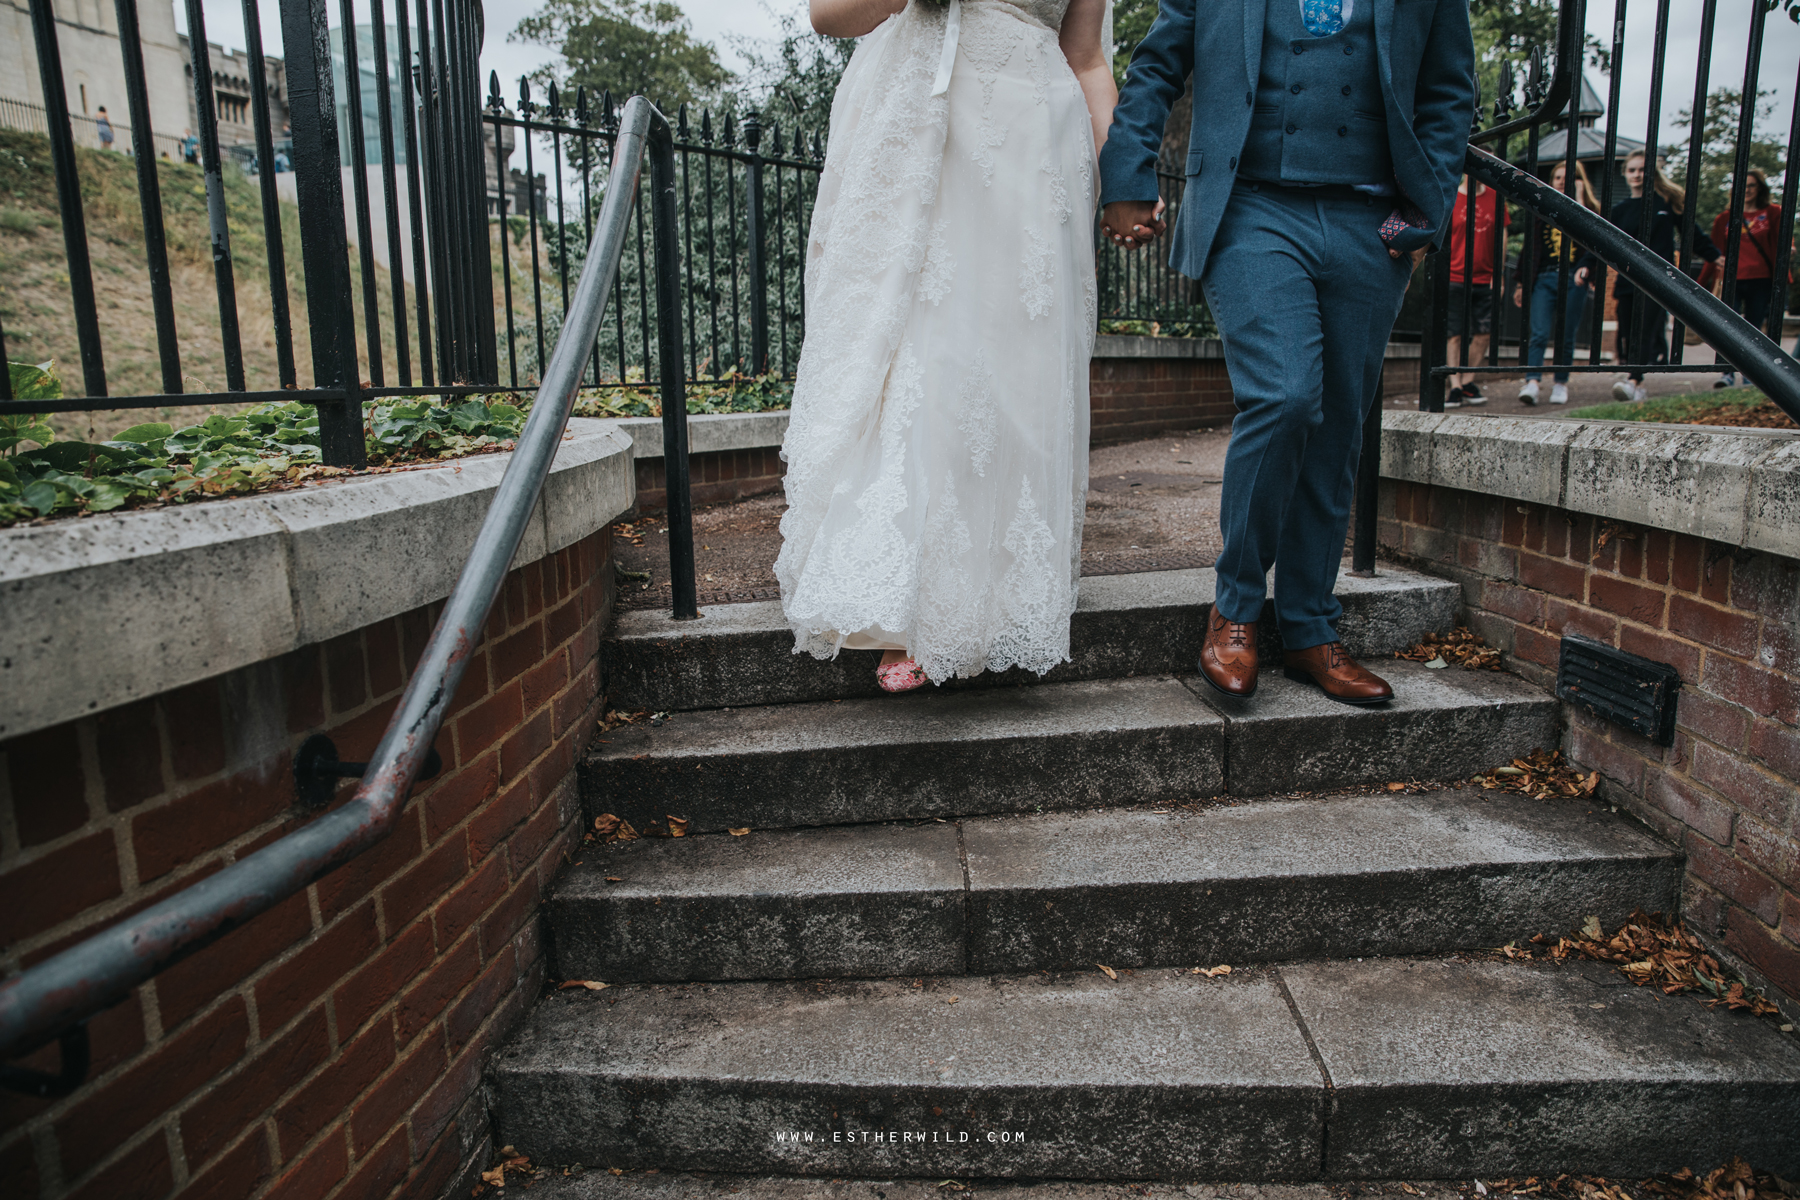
[1102,198,1167,248]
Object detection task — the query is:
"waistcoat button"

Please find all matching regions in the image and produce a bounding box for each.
[1344,44,1354,54]
[1290,83,1302,93]
[1342,85,1353,95]
[1338,126,1348,136]
[1292,43,1304,54]
[1229,156,1238,169]
[1286,122,1298,134]
[1246,90,1254,105]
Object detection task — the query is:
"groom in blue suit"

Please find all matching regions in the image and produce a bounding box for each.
[1100,0,1474,704]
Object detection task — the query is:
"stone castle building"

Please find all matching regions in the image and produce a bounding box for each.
[0,0,285,157]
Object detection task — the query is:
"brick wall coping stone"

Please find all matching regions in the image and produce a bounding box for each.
[618,340,1431,462]
[0,418,635,741]
[613,411,791,461]
[1380,411,1800,560]
[1095,334,1424,360]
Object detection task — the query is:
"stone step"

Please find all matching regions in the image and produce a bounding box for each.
[603,566,1460,711]
[550,791,1677,984]
[579,663,1558,833]
[488,957,1800,1180]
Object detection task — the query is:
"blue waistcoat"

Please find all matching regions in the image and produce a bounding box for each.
[1236,0,1394,187]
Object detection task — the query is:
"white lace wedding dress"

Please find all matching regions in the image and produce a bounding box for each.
[776,0,1099,683]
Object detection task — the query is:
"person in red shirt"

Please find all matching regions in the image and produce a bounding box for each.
[1698,168,1787,387]
[1443,176,1509,404]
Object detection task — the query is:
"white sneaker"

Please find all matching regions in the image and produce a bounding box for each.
[1549,383,1569,404]
[1518,379,1540,404]
[1631,384,1648,403]
[1611,378,1637,402]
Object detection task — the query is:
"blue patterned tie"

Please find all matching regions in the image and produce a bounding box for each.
[1302,0,1345,36]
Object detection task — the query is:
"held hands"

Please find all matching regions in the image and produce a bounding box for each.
[1101,199,1167,248]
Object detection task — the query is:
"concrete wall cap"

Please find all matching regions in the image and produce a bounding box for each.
[0,419,635,739]
[615,411,792,461]
[1093,335,1422,361]
[1380,411,1800,557]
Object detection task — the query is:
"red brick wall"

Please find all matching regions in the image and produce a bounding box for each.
[634,446,786,513]
[1089,357,1237,444]
[1382,480,1800,1012]
[622,352,1427,513]
[0,530,613,1200]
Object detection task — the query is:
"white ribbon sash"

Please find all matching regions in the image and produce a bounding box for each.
[931,0,963,96]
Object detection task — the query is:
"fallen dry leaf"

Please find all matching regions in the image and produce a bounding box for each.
[1508,912,1780,1016]
[557,980,610,991]
[590,814,640,843]
[1387,782,1407,792]
[1682,401,1797,430]
[729,827,751,836]
[1482,1155,1800,1200]
[1097,964,1118,980]
[1198,964,1232,978]
[1396,626,1503,670]
[641,814,691,838]
[480,1167,505,1187]
[1473,748,1598,800]
[945,995,959,1004]
[605,876,623,883]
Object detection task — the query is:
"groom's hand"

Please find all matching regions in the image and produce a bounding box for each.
[1102,199,1167,248]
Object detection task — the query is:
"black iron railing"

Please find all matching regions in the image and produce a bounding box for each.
[1098,170,1212,335]
[482,85,825,389]
[0,93,696,1086]
[1419,0,1800,412]
[2,0,500,466]
[1355,0,1800,570]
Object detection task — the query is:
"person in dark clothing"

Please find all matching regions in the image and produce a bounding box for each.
[1698,167,1786,387]
[1515,160,1599,406]
[1601,150,1720,402]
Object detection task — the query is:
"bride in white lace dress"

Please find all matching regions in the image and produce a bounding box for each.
[778,0,1116,691]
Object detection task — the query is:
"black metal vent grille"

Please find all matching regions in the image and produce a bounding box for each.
[1556,634,1683,746]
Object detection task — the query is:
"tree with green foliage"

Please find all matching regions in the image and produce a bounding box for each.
[1667,88,1787,232]
[724,5,856,134]
[510,0,734,110]
[1110,0,1159,86]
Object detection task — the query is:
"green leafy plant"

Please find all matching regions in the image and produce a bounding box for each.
[1,363,531,527]
[570,370,793,418]
[1,360,59,456]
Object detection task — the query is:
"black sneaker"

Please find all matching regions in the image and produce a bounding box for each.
[1459,382,1488,405]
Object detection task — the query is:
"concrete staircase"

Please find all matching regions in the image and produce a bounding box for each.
[488,565,1800,1185]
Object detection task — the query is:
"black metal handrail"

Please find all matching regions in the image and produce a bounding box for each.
[0,95,694,1075]
[1465,144,1800,418]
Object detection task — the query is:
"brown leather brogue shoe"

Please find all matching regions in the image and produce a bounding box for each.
[1282,641,1394,706]
[1199,609,1259,699]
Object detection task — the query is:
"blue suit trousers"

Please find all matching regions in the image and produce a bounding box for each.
[1203,180,1414,650]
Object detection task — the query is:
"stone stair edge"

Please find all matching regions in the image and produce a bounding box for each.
[605,564,1461,643]
[488,955,1800,1180]
[548,789,1679,983]
[578,663,1562,831]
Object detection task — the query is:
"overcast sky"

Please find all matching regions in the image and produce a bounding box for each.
[177,0,1798,170]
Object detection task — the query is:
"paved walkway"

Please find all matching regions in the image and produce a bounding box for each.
[616,429,1234,612]
[615,364,1733,613]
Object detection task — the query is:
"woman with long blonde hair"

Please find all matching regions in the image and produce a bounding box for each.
[1515,159,1600,406]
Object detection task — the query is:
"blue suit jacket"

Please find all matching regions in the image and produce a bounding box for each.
[1100,0,1476,281]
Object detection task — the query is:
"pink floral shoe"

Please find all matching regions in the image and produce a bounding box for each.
[876,659,930,693]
